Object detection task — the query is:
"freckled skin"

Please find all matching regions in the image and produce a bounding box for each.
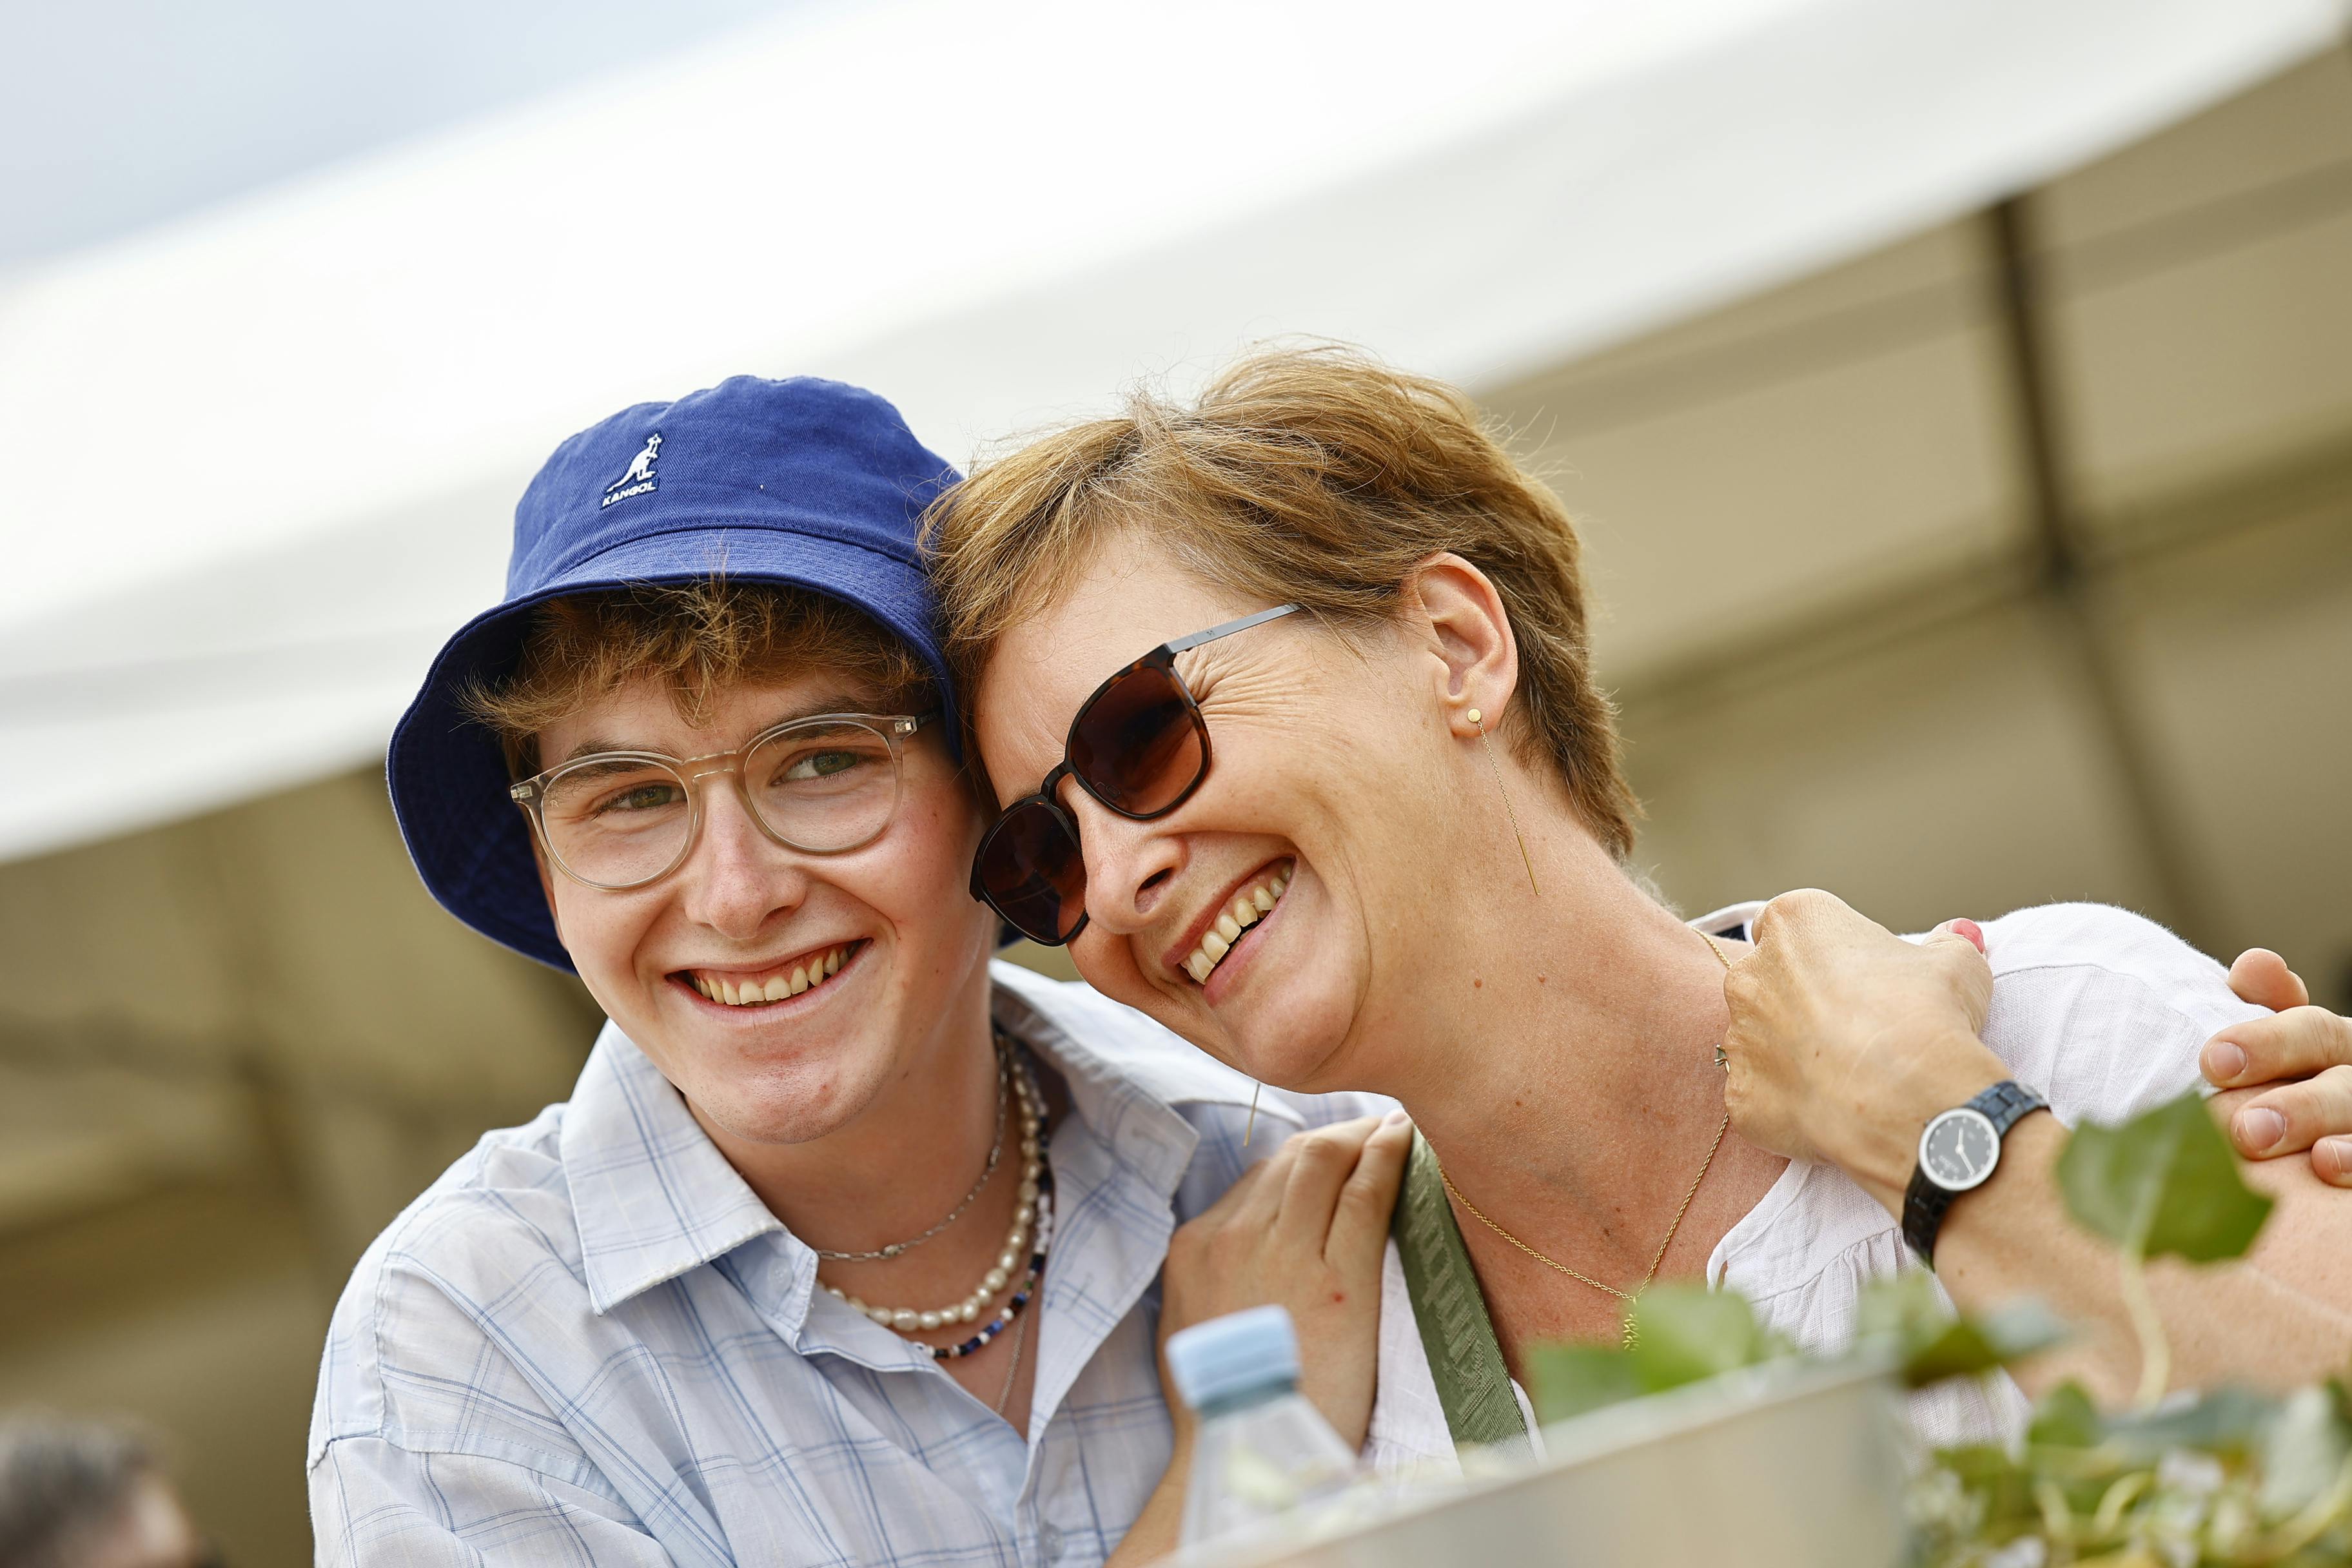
[972,532,1492,1096]
[534,673,995,1152]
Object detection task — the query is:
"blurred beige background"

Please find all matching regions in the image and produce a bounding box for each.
[1,50,2347,1566]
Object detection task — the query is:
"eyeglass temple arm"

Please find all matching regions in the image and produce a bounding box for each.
[1161,603,1300,655]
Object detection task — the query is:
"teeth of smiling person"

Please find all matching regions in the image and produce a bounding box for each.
[695,945,853,1007]
[1183,868,1293,986]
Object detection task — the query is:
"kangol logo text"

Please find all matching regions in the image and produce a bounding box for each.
[601,433,663,508]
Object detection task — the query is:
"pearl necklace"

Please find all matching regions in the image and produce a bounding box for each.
[822,1046,1052,1356]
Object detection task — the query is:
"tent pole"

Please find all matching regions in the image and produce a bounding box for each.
[1983,196,2218,952]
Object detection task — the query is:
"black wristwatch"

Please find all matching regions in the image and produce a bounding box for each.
[1901,1079,2048,1267]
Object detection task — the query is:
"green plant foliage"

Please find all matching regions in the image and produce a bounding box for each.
[2103,1386,2278,1465]
[1516,1093,2344,1563]
[1851,1269,2068,1389]
[1897,1302,2070,1391]
[1626,1286,1782,1391]
[1524,1288,1796,1424]
[1524,1343,1640,1426]
[1912,1383,2352,1566]
[2056,1092,2273,1262]
[2257,1386,2351,1521]
[2026,1382,2102,1449]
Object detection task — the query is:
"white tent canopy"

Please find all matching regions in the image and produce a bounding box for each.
[1,0,2340,862]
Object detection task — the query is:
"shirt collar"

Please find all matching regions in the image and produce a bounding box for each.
[988,959,1311,1186]
[562,961,1279,1317]
[562,1029,785,1315]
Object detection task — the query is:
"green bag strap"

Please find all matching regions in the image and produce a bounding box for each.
[1389,1128,1532,1456]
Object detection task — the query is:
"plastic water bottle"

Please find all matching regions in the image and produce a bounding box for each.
[1166,1306,1361,1547]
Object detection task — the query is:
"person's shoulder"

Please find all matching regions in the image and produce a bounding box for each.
[988,961,1391,1138]
[1972,902,2261,1121]
[1981,901,2213,979]
[313,1103,591,1455]
[1978,902,2257,1037]
[990,959,1251,1102]
[372,1102,587,1286]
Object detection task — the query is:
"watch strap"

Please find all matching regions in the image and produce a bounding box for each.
[1901,1079,2048,1267]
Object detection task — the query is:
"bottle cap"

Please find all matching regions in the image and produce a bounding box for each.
[1165,1305,1301,1411]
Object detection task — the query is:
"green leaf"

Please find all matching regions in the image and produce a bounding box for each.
[2104,1385,2277,1463]
[2257,1385,2352,1521]
[1901,1300,2070,1390]
[1930,1444,2039,1527]
[1626,1286,1779,1392]
[2026,1381,2104,1449]
[2056,1092,2273,1262]
[1856,1271,2068,1388]
[1856,1268,1953,1346]
[1934,1443,2020,1485]
[1524,1342,1641,1424]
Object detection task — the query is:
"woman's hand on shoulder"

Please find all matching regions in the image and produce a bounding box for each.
[1157,1110,1414,1451]
[2202,948,2352,1187]
[1719,889,2004,1200]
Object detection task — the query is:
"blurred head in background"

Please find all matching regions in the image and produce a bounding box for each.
[0,1416,207,1568]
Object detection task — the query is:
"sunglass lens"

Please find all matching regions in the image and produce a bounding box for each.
[1068,662,1204,816]
[977,802,1088,944]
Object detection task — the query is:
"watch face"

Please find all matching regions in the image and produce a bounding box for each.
[1919,1108,2001,1191]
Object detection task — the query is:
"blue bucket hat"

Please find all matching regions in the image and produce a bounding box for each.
[388,375,962,972]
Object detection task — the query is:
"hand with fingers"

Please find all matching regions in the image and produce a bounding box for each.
[1718,888,2003,1197]
[2201,948,2352,1187]
[1157,1109,1415,1452]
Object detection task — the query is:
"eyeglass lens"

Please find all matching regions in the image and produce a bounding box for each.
[538,720,904,886]
[1066,659,1204,815]
[977,661,1206,942]
[977,801,1090,944]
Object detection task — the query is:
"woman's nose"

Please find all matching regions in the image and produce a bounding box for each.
[677,782,808,937]
[1063,790,1183,934]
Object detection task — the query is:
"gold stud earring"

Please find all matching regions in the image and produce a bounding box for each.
[1468,705,1540,896]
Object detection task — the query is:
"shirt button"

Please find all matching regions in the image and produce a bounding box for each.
[1039,1523,1065,1562]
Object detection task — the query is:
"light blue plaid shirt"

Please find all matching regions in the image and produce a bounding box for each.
[309,962,1384,1567]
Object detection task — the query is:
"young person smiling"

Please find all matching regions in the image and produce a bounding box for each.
[930,347,2352,1470]
[307,377,1413,1566]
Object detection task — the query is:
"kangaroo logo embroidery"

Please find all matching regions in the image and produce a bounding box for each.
[601,433,663,508]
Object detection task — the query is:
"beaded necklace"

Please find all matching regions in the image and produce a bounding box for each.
[819,1043,1054,1361]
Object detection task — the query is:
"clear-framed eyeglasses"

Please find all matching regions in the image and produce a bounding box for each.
[509,710,940,891]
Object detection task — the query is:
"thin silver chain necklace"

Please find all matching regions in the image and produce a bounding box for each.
[811,1036,1012,1262]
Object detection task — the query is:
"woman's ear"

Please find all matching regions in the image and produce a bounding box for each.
[1398,553,1520,722]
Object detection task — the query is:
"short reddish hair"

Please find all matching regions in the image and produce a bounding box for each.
[926,346,1639,855]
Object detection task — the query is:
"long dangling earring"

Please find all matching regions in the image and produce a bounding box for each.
[1244,1082,1262,1147]
[1469,707,1540,897]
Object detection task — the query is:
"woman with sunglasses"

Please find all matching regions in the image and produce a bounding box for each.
[931,347,2352,1469]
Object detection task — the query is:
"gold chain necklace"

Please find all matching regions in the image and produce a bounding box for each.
[1435,928,1738,1349]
